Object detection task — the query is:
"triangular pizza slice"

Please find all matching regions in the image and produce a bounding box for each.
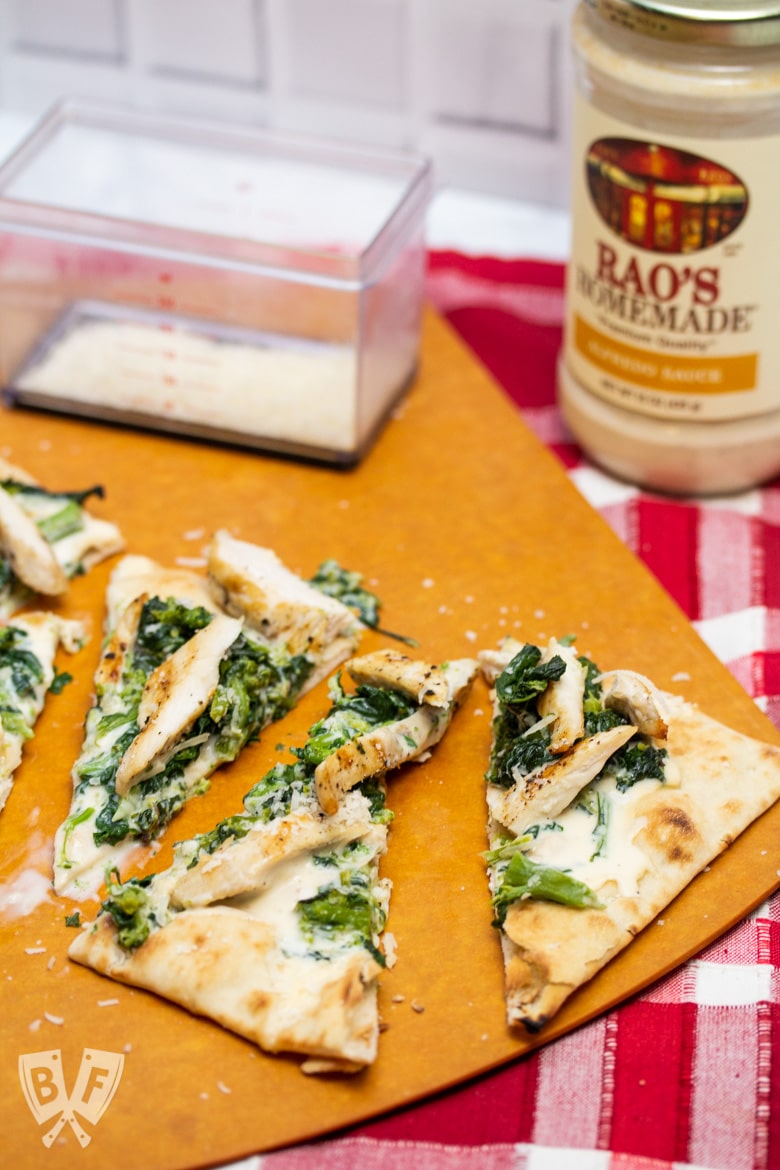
[0,612,86,813]
[479,636,780,1032]
[53,530,372,898]
[0,456,124,618]
[68,649,478,1072]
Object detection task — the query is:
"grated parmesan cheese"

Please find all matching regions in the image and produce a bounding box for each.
[16,319,359,452]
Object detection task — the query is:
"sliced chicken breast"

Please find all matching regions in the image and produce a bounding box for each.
[488,722,637,836]
[0,484,68,595]
[599,669,671,740]
[346,649,464,708]
[207,530,360,689]
[315,654,478,815]
[170,793,377,908]
[536,638,586,754]
[114,613,243,795]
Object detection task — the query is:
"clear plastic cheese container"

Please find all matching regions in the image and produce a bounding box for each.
[0,99,432,465]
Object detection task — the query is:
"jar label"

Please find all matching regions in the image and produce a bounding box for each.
[564,95,780,421]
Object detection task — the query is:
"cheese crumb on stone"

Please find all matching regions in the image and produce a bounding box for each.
[383,932,398,968]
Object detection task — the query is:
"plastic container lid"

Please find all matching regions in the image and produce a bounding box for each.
[0,99,432,285]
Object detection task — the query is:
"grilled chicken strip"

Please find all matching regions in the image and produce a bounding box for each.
[208,530,361,689]
[488,723,637,836]
[536,638,587,754]
[170,793,378,908]
[0,484,68,595]
[315,652,479,815]
[599,669,671,740]
[114,613,243,795]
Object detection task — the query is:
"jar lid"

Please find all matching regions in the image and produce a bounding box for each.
[586,0,780,45]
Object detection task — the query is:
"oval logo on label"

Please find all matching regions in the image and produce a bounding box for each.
[586,137,748,255]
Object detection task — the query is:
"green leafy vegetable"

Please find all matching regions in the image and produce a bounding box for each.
[486,712,556,789]
[0,625,44,697]
[79,595,315,848]
[49,671,73,695]
[589,790,610,860]
[208,635,312,760]
[490,848,604,925]
[0,480,104,508]
[0,626,45,741]
[57,806,95,870]
[37,499,84,544]
[101,870,157,950]
[129,596,213,683]
[64,911,81,928]
[495,644,566,710]
[580,656,629,735]
[297,867,386,965]
[608,741,667,792]
[0,707,32,739]
[308,559,417,646]
[294,672,416,769]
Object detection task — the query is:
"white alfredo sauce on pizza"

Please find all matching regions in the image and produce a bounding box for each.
[518,776,659,900]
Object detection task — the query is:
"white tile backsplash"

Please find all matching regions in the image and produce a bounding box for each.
[0,0,578,208]
[134,0,266,87]
[286,0,406,109]
[11,0,125,59]
[425,3,558,136]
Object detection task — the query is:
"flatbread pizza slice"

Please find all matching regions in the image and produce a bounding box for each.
[68,649,479,1072]
[479,636,780,1032]
[54,532,369,898]
[0,456,124,618]
[0,612,86,813]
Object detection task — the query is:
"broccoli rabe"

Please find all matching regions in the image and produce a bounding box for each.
[486,842,603,926]
[101,871,157,950]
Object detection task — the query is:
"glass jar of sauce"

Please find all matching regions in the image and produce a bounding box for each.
[558,0,780,494]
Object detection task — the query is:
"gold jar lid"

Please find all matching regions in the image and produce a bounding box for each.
[586,0,780,45]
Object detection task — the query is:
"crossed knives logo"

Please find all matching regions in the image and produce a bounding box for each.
[19,1048,124,1148]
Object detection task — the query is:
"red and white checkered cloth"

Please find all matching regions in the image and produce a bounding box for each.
[239,252,780,1170]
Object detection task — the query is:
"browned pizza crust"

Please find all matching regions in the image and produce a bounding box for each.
[68,909,382,1066]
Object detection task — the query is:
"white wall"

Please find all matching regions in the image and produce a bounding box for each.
[0,0,578,208]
